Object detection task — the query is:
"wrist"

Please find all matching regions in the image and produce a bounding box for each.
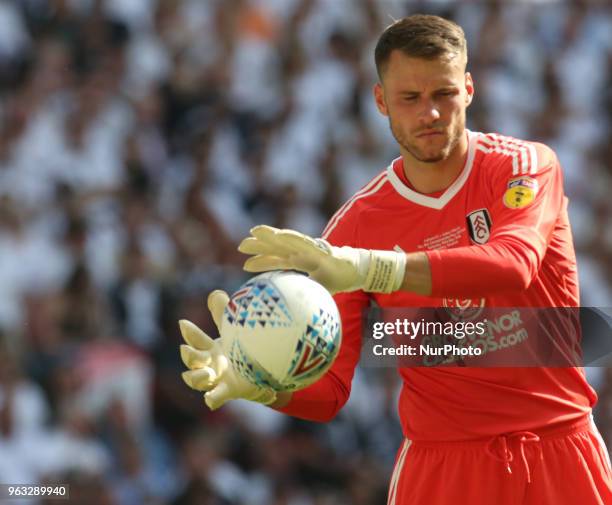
[361,250,406,293]
[257,387,278,405]
[269,391,292,409]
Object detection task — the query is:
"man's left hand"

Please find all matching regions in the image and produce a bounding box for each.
[238,225,406,295]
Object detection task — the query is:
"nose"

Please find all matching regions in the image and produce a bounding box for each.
[418,99,441,124]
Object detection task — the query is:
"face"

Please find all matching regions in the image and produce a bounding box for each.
[374,51,474,163]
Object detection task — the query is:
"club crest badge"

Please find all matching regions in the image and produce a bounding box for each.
[442,297,486,321]
[466,208,492,244]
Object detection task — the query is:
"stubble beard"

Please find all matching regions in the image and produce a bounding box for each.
[389,116,464,164]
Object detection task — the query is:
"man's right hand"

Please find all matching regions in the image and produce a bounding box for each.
[179,290,277,410]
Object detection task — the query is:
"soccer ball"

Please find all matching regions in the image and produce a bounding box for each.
[220,271,342,392]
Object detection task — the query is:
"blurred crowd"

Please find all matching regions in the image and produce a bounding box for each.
[0,0,610,504]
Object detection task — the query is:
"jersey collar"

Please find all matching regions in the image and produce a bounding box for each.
[386,130,477,210]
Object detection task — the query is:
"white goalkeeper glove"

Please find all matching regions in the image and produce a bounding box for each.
[238,225,406,295]
[179,290,277,410]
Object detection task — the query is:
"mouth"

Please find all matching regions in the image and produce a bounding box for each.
[416,129,445,138]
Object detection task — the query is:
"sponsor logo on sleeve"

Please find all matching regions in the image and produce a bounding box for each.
[466,208,492,244]
[503,176,538,209]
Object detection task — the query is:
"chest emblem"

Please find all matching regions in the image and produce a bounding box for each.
[466,208,492,244]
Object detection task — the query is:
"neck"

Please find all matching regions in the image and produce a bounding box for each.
[401,131,469,194]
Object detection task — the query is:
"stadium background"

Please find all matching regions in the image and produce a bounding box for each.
[0,0,610,503]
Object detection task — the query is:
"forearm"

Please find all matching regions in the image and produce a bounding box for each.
[397,239,538,299]
[400,252,432,296]
[267,351,360,421]
[425,240,537,297]
[271,375,351,422]
[325,241,533,299]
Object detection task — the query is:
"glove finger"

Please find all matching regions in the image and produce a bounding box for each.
[182,367,218,391]
[249,225,281,241]
[204,381,233,410]
[251,225,310,256]
[266,227,318,252]
[249,227,303,256]
[244,255,299,273]
[275,229,322,253]
[237,237,280,256]
[180,344,211,369]
[208,290,229,332]
[179,319,215,350]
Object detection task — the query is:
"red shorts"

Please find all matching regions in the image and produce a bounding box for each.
[387,416,612,505]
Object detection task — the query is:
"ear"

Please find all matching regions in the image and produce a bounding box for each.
[465,72,474,107]
[373,83,388,116]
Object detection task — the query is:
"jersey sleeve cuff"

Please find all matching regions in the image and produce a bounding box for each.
[274,382,343,422]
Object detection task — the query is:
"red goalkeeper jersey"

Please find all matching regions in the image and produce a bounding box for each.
[278,130,597,441]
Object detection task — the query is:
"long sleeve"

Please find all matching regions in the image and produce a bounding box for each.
[426,144,564,298]
[277,194,369,421]
[276,289,368,421]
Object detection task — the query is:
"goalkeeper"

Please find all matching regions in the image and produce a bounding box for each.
[179,14,612,505]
